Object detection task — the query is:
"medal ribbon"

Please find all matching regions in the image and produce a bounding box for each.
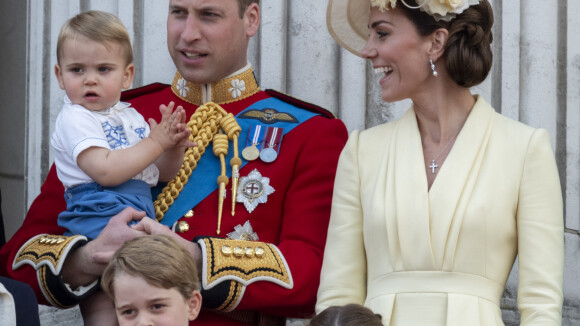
[158,97,320,226]
[246,124,263,147]
[262,127,283,152]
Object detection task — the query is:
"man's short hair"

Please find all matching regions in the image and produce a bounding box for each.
[56,10,133,65]
[238,0,260,18]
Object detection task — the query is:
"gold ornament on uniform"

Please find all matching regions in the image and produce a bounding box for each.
[231,161,241,216]
[177,221,190,233]
[227,220,259,241]
[198,237,293,289]
[153,102,242,235]
[213,132,229,235]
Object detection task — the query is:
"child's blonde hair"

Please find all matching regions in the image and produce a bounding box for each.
[101,235,199,301]
[56,10,133,65]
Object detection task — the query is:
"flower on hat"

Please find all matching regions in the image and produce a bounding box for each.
[370,0,398,11]
[422,0,481,21]
[370,0,481,21]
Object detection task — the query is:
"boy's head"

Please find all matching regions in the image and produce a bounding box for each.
[55,10,135,112]
[309,304,383,326]
[102,235,201,326]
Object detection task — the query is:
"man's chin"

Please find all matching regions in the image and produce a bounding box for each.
[178,70,223,85]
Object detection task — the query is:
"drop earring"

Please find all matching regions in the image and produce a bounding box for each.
[429,58,438,77]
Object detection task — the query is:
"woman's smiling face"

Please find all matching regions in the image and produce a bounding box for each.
[361,6,433,103]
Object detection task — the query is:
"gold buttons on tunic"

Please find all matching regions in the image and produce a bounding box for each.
[177,221,190,233]
[255,247,265,258]
[233,247,244,257]
[184,210,194,218]
[219,244,266,259]
[222,246,233,256]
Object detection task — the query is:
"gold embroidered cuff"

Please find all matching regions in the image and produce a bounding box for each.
[13,234,87,275]
[13,234,96,308]
[197,237,293,290]
[196,237,293,311]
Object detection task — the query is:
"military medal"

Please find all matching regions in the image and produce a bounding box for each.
[260,147,277,163]
[227,220,259,241]
[259,126,283,163]
[242,125,263,161]
[242,145,260,161]
[237,169,275,213]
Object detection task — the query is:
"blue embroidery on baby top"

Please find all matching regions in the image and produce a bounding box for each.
[134,127,146,140]
[102,122,129,149]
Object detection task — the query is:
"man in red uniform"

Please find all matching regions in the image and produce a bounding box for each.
[0,0,348,325]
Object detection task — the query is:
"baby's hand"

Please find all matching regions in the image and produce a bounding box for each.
[148,102,194,150]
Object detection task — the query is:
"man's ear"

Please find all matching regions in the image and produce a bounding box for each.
[243,3,260,38]
[187,290,202,321]
[428,28,448,61]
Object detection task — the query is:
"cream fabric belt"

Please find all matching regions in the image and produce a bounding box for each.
[367,271,504,304]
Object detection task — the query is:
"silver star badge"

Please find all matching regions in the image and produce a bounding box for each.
[236,169,275,213]
[227,220,259,241]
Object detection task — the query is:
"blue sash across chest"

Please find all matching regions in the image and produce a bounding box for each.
[158,97,319,226]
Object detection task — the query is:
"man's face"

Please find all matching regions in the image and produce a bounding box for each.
[167,0,259,84]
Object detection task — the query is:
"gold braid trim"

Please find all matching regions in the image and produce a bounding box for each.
[154,102,241,223]
[215,280,244,312]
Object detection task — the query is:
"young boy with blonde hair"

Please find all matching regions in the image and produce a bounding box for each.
[101,235,202,325]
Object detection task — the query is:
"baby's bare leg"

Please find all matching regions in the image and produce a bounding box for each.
[80,291,118,326]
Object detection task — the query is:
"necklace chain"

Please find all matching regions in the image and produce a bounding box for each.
[427,134,457,174]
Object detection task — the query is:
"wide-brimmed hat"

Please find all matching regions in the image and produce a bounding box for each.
[326,0,370,57]
[327,0,483,57]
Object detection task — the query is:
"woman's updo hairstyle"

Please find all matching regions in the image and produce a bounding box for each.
[397,0,494,87]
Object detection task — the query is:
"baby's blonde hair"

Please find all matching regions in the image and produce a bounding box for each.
[56,10,133,65]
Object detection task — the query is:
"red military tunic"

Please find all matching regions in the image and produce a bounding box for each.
[0,65,348,325]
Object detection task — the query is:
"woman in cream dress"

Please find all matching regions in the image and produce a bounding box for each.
[316,0,564,325]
